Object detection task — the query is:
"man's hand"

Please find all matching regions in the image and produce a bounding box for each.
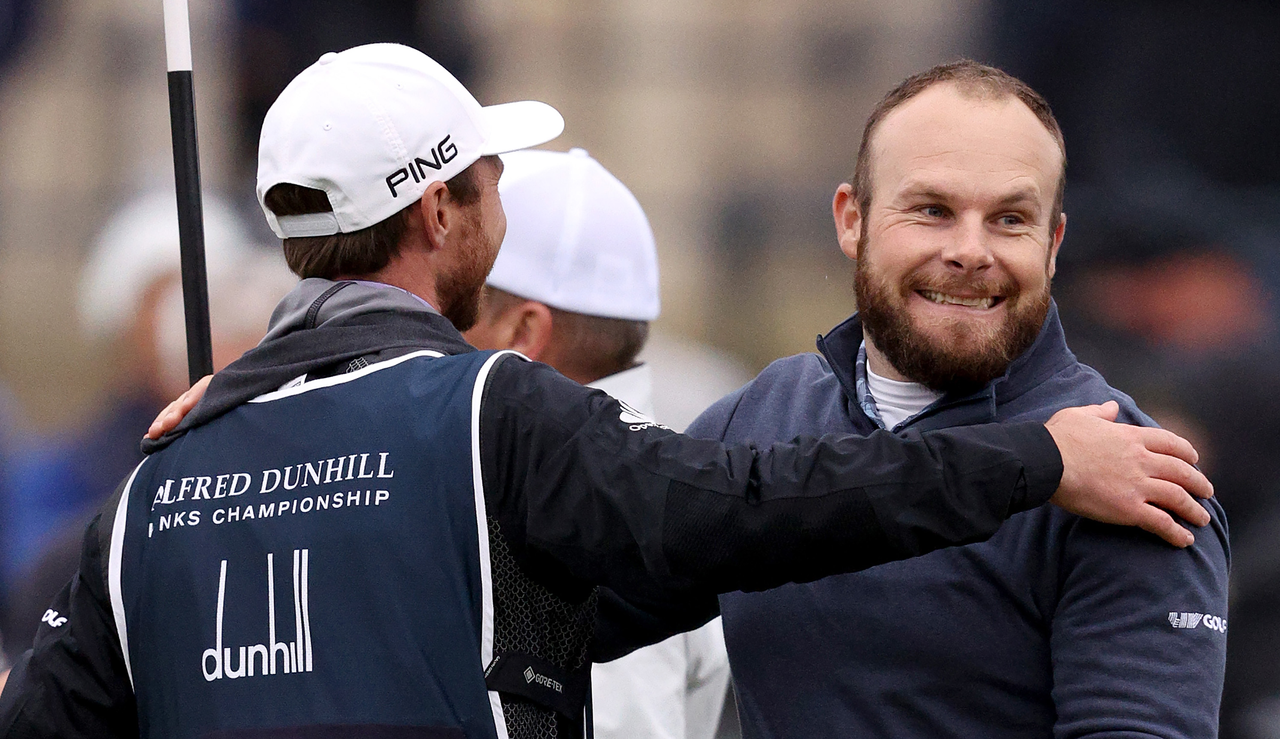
[146,374,211,440]
[1046,401,1213,548]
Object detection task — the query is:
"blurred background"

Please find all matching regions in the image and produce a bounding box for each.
[0,0,1277,736]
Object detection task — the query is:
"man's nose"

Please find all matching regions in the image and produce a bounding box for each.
[940,215,995,274]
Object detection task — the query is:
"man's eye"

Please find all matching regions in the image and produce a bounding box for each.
[999,214,1025,227]
[920,205,945,218]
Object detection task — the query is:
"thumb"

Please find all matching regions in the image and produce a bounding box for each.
[1078,400,1120,421]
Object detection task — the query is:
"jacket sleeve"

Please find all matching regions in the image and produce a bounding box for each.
[1049,498,1229,738]
[480,355,1063,601]
[0,505,139,738]
[590,387,744,661]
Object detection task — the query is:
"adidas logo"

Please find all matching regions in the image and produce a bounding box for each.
[618,400,668,432]
[618,400,652,425]
[1168,611,1227,633]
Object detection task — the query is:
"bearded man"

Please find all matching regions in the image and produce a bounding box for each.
[682,61,1229,738]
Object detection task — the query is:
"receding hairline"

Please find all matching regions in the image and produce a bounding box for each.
[850,61,1068,232]
[868,80,1065,168]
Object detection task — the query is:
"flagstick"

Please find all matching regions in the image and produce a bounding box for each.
[163,0,213,384]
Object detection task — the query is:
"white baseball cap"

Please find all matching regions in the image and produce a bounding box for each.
[257,43,565,239]
[487,148,660,321]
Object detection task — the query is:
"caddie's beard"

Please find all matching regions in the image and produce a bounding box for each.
[854,235,1050,394]
[435,209,496,332]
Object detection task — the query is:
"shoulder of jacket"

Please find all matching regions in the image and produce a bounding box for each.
[1001,360,1155,427]
[688,353,841,441]
[748,353,832,391]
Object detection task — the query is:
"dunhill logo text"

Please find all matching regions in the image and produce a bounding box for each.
[203,549,313,681]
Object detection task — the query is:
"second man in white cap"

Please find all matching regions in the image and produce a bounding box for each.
[465,148,731,739]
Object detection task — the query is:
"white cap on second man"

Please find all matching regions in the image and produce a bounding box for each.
[256,43,564,239]
[488,148,659,321]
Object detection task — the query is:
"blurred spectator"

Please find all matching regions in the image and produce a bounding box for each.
[0,0,45,667]
[153,249,296,402]
[1050,188,1277,386]
[3,192,253,574]
[0,192,294,658]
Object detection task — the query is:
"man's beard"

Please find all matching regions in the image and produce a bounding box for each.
[854,232,1050,395]
[436,209,497,332]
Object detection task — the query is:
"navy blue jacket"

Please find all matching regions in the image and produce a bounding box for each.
[688,303,1230,739]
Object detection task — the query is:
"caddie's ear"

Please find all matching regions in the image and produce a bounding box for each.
[833,183,864,261]
[416,180,453,252]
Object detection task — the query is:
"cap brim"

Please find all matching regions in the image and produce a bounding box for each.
[479,101,565,155]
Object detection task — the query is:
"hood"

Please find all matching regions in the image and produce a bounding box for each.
[260,278,442,342]
[142,279,473,453]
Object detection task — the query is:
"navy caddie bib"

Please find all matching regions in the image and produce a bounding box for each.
[106,349,516,739]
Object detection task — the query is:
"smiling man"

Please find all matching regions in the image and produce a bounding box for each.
[684,61,1230,738]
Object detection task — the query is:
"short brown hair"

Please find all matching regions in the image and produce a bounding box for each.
[483,287,650,381]
[852,60,1067,233]
[266,156,494,279]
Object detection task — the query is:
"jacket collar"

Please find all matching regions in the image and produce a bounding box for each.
[143,278,473,453]
[816,300,1077,429]
[262,278,442,342]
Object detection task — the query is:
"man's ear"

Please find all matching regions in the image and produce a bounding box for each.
[833,183,864,261]
[415,181,453,252]
[1048,212,1066,280]
[507,301,555,362]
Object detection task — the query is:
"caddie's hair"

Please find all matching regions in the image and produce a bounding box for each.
[852,59,1067,233]
[265,156,493,279]
[483,286,650,382]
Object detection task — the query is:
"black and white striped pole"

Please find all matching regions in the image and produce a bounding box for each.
[163,0,214,384]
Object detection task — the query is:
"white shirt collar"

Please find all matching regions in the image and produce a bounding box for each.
[864,363,944,431]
